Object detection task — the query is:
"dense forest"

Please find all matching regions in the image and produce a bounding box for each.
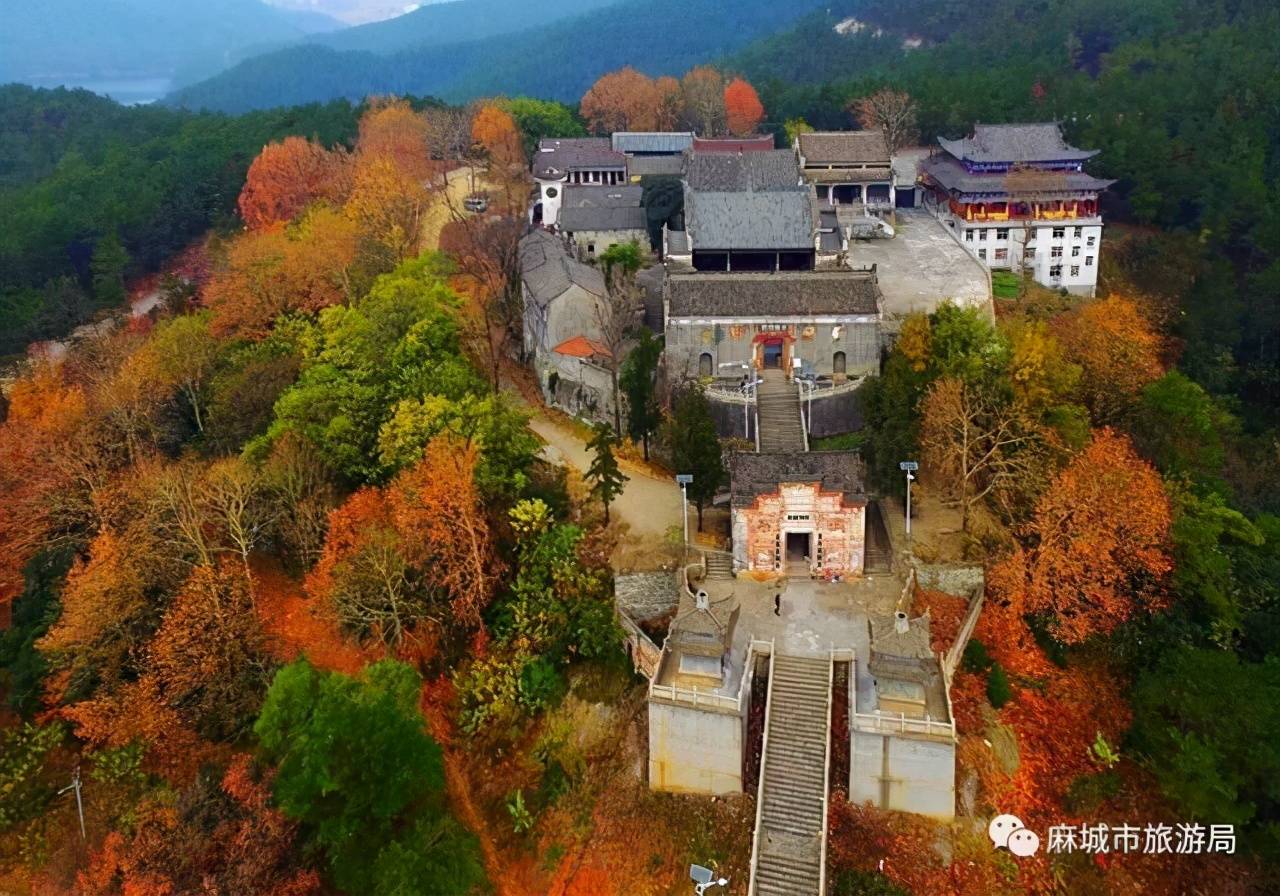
[4,0,1280,892]
[0,86,361,356]
[164,0,827,112]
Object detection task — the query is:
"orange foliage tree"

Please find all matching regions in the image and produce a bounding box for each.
[307,438,500,645]
[204,211,358,338]
[72,755,320,896]
[237,136,350,230]
[580,67,663,134]
[723,77,765,135]
[356,97,433,183]
[1054,295,1164,423]
[471,102,524,169]
[1015,428,1173,643]
[389,438,501,629]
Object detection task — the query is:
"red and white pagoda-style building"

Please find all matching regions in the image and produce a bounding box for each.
[921,122,1114,295]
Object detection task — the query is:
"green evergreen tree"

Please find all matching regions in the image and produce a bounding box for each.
[585,423,628,525]
[666,384,723,531]
[620,329,663,460]
[90,230,129,306]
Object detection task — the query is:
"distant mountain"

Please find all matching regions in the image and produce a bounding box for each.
[306,0,620,55]
[1,0,342,91]
[166,0,828,113]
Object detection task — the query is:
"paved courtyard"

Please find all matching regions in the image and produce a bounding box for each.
[844,207,992,327]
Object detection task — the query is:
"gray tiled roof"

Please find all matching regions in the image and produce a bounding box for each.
[628,155,685,177]
[612,131,695,154]
[799,130,890,166]
[921,153,1114,196]
[666,271,881,318]
[685,188,815,250]
[559,206,648,232]
[559,184,647,233]
[938,123,1098,164]
[684,149,801,192]
[730,451,866,509]
[518,229,606,307]
[533,137,626,179]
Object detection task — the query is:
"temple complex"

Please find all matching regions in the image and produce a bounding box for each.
[921,122,1115,294]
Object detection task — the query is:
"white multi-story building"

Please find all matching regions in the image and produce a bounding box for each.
[920,123,1114,295]
[531,138,627,228]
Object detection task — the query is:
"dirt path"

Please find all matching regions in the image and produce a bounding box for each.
[421,165,491,250]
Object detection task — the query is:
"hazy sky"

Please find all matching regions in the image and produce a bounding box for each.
[264,0,442,26]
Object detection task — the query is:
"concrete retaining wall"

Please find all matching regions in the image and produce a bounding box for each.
[649,700,744,795]
[807,385,866,437]
[850,730,955,819]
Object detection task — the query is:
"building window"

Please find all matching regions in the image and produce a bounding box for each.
[1051,247,1063,259]
[698,353,713,377]
[1071,227,1080,239]
[1085,255,1094,266]
[996,228,1009,240]
[587,242,596,255]
[1070,265,1080,277]
[979,229,988,241]
[977,248,987,261]
[1050,264,1063,280]
[833,351,846,374]
[1024,247,1037,261]
[994,248,1008,262]
[1087,235,1096,247]
[1052,227,1065,240]
[965,230,974,242]
[1072,246,1081,257]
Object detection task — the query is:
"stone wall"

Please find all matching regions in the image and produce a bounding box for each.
[708,393,755,442]
[807,385,866,437]
[911,562,985,597]
[850,730,955,819]
[648,700,744,795]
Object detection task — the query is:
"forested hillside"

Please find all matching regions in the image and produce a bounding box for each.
[305,0,620,54]
[0,86,362,356]
[165,0,828,112]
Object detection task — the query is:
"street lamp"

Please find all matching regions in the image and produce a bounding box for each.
[899,461,918,540]
[676,474,693,550]
[689,865,729,894]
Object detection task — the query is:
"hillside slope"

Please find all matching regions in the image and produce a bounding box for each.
[307,0,620,54]
[166,0,828,113]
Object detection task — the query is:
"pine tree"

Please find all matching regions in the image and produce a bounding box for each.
[666,385,723,531]
[585,423,628,525]
[90,230,129,306]
[620,330,663,460]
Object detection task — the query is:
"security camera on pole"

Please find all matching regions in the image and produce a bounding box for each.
[899,461,918,539]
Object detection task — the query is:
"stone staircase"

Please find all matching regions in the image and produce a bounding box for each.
[863,501,892,575]
[756,370,806,453]
[750,654,831,896]
[704,551,734,579]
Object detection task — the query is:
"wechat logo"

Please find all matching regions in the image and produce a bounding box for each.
[989,814,1041,858]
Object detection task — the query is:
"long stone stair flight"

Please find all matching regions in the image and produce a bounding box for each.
[750,654,832,896]
[756,369,806,453]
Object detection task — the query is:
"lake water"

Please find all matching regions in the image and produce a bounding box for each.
[24,77,173,106]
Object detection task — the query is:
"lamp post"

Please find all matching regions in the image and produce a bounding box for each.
[899,461,918,540]
[676,474,693,551]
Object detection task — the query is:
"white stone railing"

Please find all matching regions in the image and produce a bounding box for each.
[851,709,955,740]
[746,638,776,896]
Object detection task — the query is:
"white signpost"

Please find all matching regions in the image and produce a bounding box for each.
[676,474,693,549]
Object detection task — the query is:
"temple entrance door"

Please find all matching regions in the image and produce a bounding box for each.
[763,340,783,369]
[785,532,811,570]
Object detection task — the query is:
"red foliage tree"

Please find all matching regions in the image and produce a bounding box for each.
[1018,428,1172,643]
[1053,295,1164,423]
[723,77,765,136]
[237,136,349,230]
